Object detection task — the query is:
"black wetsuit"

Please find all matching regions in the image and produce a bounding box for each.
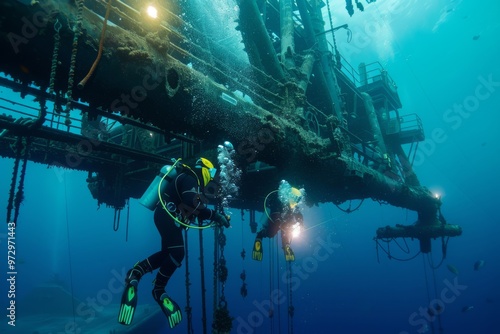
[257,193,303,246]
[147,171,217,298]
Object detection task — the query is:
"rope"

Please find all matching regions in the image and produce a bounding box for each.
[325,0,341,67]
[63,173,77,329]
[428,254,444,334]
[375,239,421,262]
[64,0,85,121]
[13,137,31,224]
[276,239,281,333]
[422,254,435,334]
[6,137,22,224]
[269,238,275,334]
[427,237,448,270]
[213,227,218,327]
[125,200,129,242]
[286,261,294,334]
[335,199,364,213]
[113,208,120,231]
[78,0,113,89]
[6,137,32,225]
[199,228,207,334]
[49,19,62,96]
[185,229,194,334]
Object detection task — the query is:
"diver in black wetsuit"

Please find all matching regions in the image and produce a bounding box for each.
[252,183,304,262]
[118,158,229,328]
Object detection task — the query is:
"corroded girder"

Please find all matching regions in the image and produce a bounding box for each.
[375,223,463,240]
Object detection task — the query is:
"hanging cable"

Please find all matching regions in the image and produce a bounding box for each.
[427,237,449,270]
[269,238,275,334]
[325,0,342,68]
[375,239,421,262]
[393,237,410,254]
[335,199,364,213]
[125,200,130,242]
[199,228,207,334]
[7,136,32,225]
[276,236,282,334]
[63,173,77,330]
[286,261,294,334]
[422,254,435,334]
[78,0,113,89]
[6,137,23,225]
[113,208,120,231]
[184,229,194,334]
[13,139,28,224]
[427,253,444,334]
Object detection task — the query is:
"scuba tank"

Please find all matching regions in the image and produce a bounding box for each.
[139,164,178,210]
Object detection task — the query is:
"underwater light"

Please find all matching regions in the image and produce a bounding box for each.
[292,223,301,239]
[146,5,158,19]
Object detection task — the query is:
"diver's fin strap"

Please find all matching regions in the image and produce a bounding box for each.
[284,245,295,262]
[157,294,182,328]
[118,281,138,325]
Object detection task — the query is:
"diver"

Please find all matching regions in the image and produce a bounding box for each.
[118,158,230,328]
[252,181,304,262]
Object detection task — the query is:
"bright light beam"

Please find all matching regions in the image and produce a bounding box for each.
[146,5,158,19]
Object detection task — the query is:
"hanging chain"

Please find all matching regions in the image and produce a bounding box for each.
[287,261,294,334]
[64,0,85,126]
[6,136,32,226]
[184,229,194,334]
[325,0,341,68]
[49,19,62,96]
[212,226,233,333]
[6,138,23,225]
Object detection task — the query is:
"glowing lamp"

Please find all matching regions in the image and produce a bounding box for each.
[146,5,158,19]
[292,223,301,239]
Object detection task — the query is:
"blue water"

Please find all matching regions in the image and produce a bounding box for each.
[1,0,499,333]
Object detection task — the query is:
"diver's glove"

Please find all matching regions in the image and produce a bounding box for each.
[252,237,263,261]
[212,212,230,228]
[284,244,295,262]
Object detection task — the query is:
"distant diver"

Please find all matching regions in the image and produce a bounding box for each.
[118,158,229,328]
[252,181,305,262]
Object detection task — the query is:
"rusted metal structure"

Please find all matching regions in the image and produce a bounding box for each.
[0,0,461,253]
